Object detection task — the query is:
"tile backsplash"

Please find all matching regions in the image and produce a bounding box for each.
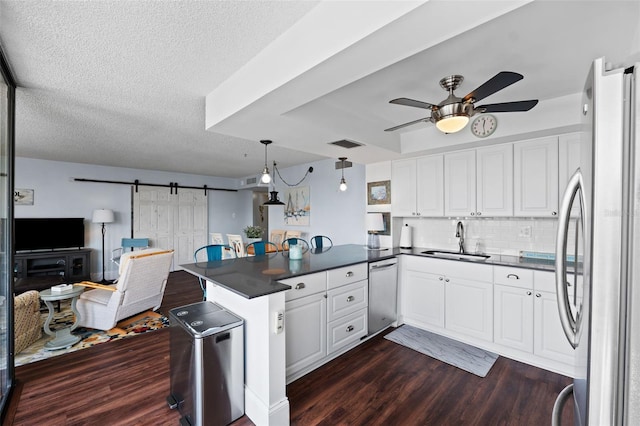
[401,217,562,257]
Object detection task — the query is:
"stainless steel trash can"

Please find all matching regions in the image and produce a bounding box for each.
[167,301,244,426]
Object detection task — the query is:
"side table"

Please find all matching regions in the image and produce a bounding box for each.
[39,285,85,350]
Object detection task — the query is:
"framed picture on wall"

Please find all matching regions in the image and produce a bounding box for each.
[367,181,390,205]
[14,189,34,205]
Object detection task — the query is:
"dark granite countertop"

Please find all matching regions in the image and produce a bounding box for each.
[180,244,557,300]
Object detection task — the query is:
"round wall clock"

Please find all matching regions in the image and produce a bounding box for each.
[470,114,498,138]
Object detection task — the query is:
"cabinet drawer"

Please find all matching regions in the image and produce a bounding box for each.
[494,266,533,289]
[534,270,556,293]
[281,271,327,301]
[327,279,368,322]
[327,263,368,289]
[327,308,367,355]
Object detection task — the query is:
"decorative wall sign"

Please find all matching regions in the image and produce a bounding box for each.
[284,186,310,226]
[367,180,391,205]
[14,189,34,205]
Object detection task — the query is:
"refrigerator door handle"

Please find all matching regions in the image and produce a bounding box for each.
[555,169,585,348]
[551,383,574,426]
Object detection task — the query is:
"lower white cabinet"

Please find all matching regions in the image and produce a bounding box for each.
[494,284,535,352]
[285,291,327,378]
[534,290,575,365]
[283,263,369,381]
[401,268,445,329]
[445,277,493,342]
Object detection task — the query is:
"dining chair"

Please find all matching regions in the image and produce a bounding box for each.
[193,244,237,300]
[282,237,310,253]
[226,234,246,257]
[246,241,279,256]
[270,230,286,251]
[310,235,333,250]
[210,232,224,245]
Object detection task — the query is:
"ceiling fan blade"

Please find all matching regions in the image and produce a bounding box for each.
[477,99,539,113]
[462,71,524,103]
[389,98,436,110]
[384,117,432,132]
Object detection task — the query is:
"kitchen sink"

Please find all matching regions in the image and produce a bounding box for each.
[421,250,490,262]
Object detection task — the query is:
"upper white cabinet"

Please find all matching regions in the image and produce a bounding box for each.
[444,150,476,216]
[558,132,589,217]
[476,144,514,217]
[392,155,444,217]
[513,136,559,217]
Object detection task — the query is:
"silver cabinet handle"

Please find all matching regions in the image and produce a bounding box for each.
[477,212,482,216]
[438,276,444,281]
[470,212,475,216]
[345,271,354,277]
[417,212,421,216]
[346,296,355,302]
[527,291,532,296]
[507,274,520,280]
[536,293,542,297]
[444,278,450,283]
[346,325,354,332]
[295,283,305,290]
[552,211,558,216]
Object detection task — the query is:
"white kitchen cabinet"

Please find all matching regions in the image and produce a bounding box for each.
[401,268,445,329]
[445,276,493,342]
[476,144,513,216]
[391,155,444,217]
[494,284,534,352]
[444,150,476,216]
[558,132,589,217]
[327,308,368,355]
[285,292,327,377]
[513,136,559,217]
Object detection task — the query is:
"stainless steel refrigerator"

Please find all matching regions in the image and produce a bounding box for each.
[553,57,640,425]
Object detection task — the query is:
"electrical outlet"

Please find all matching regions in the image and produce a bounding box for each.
[519,226,532,238]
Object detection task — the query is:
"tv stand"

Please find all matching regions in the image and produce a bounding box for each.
[14,248,91,293]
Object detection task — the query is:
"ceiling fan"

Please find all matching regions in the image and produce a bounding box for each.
[385,71,538,134]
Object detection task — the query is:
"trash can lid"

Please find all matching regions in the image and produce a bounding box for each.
[170,301,244,337]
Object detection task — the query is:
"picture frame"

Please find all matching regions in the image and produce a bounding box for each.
[380,212,391,236]
[14,189,34,205]
[367,180,391,205]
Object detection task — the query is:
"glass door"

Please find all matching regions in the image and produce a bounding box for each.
[0,45,16,422]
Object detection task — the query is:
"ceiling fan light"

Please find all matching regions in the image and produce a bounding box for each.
[436,115,469,133]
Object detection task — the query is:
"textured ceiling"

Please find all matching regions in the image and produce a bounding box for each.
[2,1,640,179]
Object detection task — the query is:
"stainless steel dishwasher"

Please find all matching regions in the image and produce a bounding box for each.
[368,258,398,335]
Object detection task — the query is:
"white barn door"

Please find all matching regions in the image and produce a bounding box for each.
[133,187,208,270]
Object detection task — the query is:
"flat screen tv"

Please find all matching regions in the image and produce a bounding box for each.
[15,218,85,251]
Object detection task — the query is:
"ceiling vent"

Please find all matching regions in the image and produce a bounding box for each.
[328,139,363,149]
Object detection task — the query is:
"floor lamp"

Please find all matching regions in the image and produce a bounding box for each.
[92,209,114,283]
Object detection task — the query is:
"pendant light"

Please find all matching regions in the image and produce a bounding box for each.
[338,157,348,191]
[260,140,272,184]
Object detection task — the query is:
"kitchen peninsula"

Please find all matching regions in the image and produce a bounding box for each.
[180,244,397,426]
[180,244,564,425]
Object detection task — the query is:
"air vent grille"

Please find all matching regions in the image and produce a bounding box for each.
[246,176,257,185]
[328,139,363,149]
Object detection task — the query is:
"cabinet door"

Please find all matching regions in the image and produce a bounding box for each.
[476,144,513,217]
[285,293,327,377]
[444,150,476,217]
[558,132,589,217]
[445,277,493,341]
[401,269,445,329]
[416,155,444,216]
[534,291,575,365]
[514,137,559,217]
[391,159,417,216]
[494,284,534,352]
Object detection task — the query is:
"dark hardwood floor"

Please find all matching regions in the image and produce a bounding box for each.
[6,270,574,425]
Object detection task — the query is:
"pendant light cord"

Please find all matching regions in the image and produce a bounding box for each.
[273,161,313,187]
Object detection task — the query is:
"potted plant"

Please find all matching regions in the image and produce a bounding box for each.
[243,225,263,243]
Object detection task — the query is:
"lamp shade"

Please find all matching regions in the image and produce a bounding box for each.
[366,213,384,232]
[92,209,114,224]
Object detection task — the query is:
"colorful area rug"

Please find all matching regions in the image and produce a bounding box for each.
[384,325,499,377]
[16,302,169,366]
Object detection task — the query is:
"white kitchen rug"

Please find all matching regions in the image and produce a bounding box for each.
[384,325,498,377]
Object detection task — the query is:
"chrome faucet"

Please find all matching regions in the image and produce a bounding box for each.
[455,221,465,254]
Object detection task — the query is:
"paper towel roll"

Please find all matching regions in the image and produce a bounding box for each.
[400,224,412,249]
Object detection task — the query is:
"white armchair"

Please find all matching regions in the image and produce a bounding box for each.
[76,248,174,331]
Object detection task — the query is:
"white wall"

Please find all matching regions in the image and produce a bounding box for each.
[267,158,366,246]
[15,156,367,279]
